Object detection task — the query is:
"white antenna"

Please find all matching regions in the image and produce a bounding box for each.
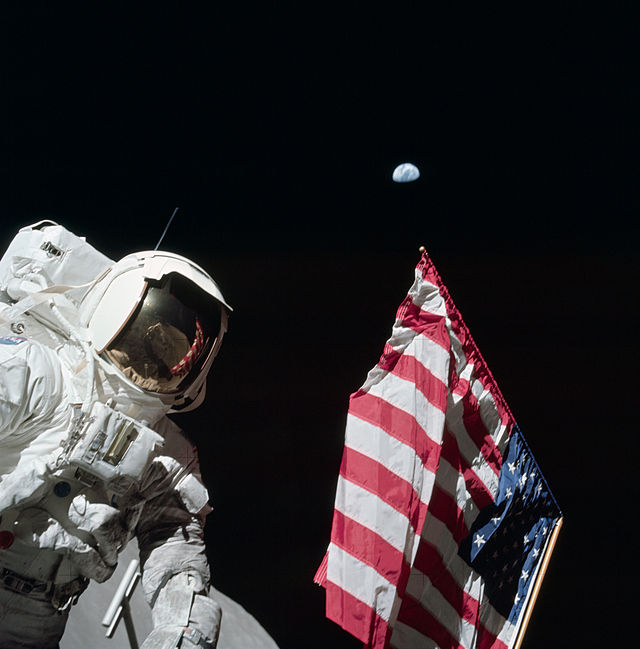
[154,207,179,251]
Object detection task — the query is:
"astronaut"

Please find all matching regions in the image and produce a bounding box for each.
[0,222,230,649]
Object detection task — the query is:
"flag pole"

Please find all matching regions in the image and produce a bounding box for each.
[513,517,563,649]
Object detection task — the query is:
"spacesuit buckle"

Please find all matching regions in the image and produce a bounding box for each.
[182,626,216,649]
[74,467,97,487]
[182,627,202,643]
[0,567,47,596]
[2,572,32,594]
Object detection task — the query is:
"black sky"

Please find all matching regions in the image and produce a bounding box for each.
[3,4,639,648]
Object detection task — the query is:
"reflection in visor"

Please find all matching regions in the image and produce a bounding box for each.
[165,318,204,377]
[104,275,221,394]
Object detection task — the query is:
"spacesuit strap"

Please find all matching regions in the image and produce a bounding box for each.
[147,573,221,649]
[0,567,89,613]
[0,282,94,325]
[152,572,195,627]
[182,626,217,648]
[138,628,216,649]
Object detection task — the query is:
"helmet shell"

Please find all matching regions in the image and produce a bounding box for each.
[80,251,231,411]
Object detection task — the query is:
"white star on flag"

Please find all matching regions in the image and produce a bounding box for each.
[474,534,486,548]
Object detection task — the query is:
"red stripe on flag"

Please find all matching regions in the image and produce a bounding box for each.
[396,588,509,649]
[398,541,511,649]
[340,442,479,555]
[441,428,495,511]
[313,551,328,586]
[390,354,448,412]
[412,540,481,626]
[399,301,450,350]
[325,581,392,649]
[458,388,505,475]
[349,392,441,473]
[428,486,469,544]
[340,446,428,535]
[340,442,478,551]
[343,414,483,547]
[379,301,450,372]
[396,593,467,649]
[452,377,470,397]
[331,510,411,589]
[476,623,509,649]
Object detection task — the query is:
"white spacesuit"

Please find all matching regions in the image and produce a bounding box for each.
[0,222,231,649]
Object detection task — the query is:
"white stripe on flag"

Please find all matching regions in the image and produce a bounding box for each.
[368,371,446,427]
[390,621,440,649]
[408,276,448,319]
[326,542,400,623]
[343,416,491,574]
[345,415,437,502]
[405,571,477,649]
[445,317,468,382]
[419,515,517,643]
[403,337,450,386]
[434,457,481,529]
[479,602,517,648]
[335,476,418,560]
[444,398,502,497]
[375,328,507,502]
[474,384,510,449]
[420,515,483,600]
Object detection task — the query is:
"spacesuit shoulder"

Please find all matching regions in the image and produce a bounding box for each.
[153,416,200,470]
[0,335,63,402]
[0,335,68,458]
[147,416,211,516]
[0,334,63,394]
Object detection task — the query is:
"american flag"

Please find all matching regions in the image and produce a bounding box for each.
[315,251,561,649]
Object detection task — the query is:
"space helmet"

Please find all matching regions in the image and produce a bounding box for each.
[79,250,231,412]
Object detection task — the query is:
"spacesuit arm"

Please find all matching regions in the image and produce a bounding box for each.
[136,417,221,648]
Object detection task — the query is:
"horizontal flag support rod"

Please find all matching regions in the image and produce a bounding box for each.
[513,517,563,649]
[102,559,141,649]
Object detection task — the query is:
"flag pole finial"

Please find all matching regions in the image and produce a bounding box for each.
[418,246,426,253]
